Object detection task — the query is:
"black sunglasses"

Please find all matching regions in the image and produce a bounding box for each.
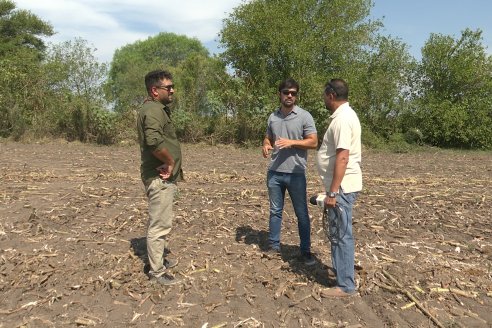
[156,84,174,91]
[325,83,337,95]
[281,89,298,97]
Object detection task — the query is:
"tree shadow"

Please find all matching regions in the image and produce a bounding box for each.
[235,225,336,287]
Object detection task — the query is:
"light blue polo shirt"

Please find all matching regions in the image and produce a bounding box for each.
[266,105,317,174]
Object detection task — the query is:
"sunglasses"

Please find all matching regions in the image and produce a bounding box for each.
[325,83,337,95]
[281,90,298,97]
[155,84,174,91]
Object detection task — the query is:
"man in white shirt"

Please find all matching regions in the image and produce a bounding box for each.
[316,78,362,297]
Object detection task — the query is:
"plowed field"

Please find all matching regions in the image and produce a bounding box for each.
[1,141,491,327]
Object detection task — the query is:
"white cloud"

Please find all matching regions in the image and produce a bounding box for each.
[14,0,244,62]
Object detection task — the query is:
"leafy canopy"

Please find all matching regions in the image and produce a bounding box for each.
[0,0,53,58]
[219,0,388,136]
[220,0,380,85]
[106,32,210,112]
[414,29,492,148]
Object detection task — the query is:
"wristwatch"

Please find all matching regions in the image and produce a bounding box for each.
[327,191,338,198]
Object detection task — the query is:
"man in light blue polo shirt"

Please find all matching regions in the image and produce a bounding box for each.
[262,78,318,265]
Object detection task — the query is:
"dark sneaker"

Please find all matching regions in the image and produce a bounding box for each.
[164,258,178,269]
[320,287,357,297]
[144,258,178,274]
[300,252,316,266]
[264,246,281,257]
[150,273,182,286]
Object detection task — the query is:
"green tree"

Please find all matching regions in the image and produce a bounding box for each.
[414,29,492,149]
[219,0,384,138]
[0,0,53,58]
[42,38,111,143]
[0,0,53,138]
[0,50,43,138]
[170,53,231,142]
[220,0,380,84]
[356,36,416,138]
[45,38,108,106]
[106,32,210,113]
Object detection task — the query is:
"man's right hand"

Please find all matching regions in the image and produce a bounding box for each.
[262,144,273,158]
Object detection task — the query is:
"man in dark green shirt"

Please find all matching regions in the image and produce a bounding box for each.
[137,70,183,285]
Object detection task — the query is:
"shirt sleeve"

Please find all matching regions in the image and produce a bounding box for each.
[332,118,352,150]
[265,114,273,138]
[143,107,169,152]
[303,113,317,136]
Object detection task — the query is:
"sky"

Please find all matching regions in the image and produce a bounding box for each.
[371,0,492,59]
[13,0,492,63]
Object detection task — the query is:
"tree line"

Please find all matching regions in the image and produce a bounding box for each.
[1,0,491,149]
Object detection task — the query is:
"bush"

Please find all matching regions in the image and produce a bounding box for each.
[88,107,117,145]
[387,133,412,153]
[404,128,424,145]
[172,109,208,143]
[206,117,239,145]
[113,109,138,144]
[361,125,386,149]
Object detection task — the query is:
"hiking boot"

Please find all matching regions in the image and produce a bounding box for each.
[144,258,178,274]
[300,252,316,266]
[164,258,178,269]
[150,273,182,286]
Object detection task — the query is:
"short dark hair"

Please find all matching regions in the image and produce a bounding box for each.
[325,78,348,100]
[278,78,299,93]
[145,70,173,94]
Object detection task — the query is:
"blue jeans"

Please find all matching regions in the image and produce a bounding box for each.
[267,170,311,254]
[326,190,358,293]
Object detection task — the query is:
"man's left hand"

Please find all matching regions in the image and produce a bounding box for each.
[275,137,292,149]
[324,196,337,208]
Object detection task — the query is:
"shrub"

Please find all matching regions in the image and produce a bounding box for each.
[88,107,117,145]
[388,133,412,153]
[361,125,386,149]
[404,128,424,145]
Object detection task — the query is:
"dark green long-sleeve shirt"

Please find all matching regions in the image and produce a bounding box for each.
[137,100,183,185]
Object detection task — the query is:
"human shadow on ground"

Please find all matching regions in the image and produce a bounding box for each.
[130,237,178,277]
[235,225,336,287]
[130,237,151,274]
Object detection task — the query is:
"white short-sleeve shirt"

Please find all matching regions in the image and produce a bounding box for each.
[316,102,362,193]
